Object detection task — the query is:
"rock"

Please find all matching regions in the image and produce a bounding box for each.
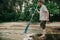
[31,34,46,40]
[23,33,35,40]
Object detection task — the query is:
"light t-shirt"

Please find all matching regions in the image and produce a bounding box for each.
[40,4,48,20]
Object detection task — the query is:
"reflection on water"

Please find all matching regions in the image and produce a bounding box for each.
[0,30,24,40]
[0,29,60,40]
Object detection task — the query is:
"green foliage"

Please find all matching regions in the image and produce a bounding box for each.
[46,2,59,14]
[0,0,23,21]
[20,0,39,22]
[0,0,60,22]
[45,1,60,21]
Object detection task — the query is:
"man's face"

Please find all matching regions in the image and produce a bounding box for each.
[38,2,42,7]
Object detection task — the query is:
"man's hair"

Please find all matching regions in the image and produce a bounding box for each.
[38,0,43,3]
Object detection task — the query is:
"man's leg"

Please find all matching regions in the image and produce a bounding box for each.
[40,21,46,37]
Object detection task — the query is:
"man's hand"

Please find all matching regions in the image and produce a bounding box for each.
[46,18,49,21]
[36,9,40,13]
[46,18,49,24]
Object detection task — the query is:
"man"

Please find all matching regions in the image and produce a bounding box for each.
[37,1,49,37]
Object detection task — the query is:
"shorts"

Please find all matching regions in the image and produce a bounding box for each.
[40,21,46,29]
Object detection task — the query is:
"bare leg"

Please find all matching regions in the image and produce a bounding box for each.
[40,21,46,38]
[40,28,46,38]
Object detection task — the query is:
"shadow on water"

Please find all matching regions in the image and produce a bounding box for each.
[32,34,60,40]
[46,34,60,40]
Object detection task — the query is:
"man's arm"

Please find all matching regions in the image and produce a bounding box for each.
[45,11,49,21]
[43,5,49,21]
[36,10,40,14]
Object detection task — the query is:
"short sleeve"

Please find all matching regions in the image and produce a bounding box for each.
[43,5,48,12]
